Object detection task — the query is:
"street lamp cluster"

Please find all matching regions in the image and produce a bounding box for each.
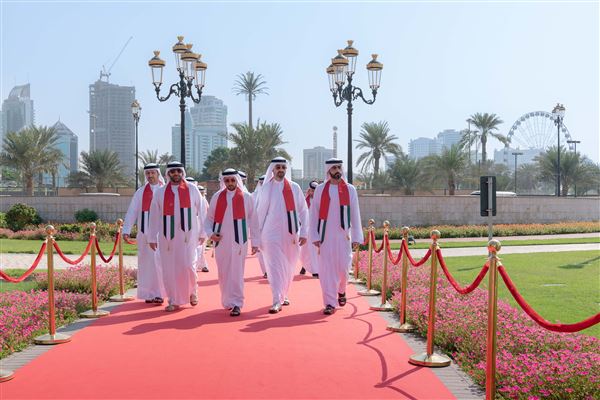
[148,36,207,167]
[551,103,566,196]
[326,40,383,183]
[131,100,141,189]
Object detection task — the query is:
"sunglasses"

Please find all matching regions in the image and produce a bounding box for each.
[169,169,183,174]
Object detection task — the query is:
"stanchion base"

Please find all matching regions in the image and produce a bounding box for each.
[409,352,451,367]
[370,302,394,312]
[79,309,110,318]
[0,369,15,382]
[348,277,364,284]
[34,332,71,345]
[109,294,135,302]
[387,322,416,333]
[357,289,381,296]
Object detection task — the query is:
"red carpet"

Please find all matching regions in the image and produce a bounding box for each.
[2,254,454,399]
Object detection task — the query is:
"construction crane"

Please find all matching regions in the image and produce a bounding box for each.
[99,36,133,82]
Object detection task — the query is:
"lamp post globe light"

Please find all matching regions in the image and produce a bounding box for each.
[327,40,383,184]
[511,151,523,194]
[148,36,207,167]
[131,100,141,190]
[551,103,565,197]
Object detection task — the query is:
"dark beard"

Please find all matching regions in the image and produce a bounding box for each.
[330,172,342,180]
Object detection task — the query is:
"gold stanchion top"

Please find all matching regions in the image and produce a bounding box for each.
[117,218,124,226]
[430,229,441,242]
[487,239,501,254]
[368,219,375,228]
[45,225,56,236]
[401,226,410,238]
[383,220,390,231]
[89,222,97,235]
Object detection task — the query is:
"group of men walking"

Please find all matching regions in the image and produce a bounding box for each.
[123,157,363,317]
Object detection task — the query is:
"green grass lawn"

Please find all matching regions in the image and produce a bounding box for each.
[388,236,600,250]
[0,268,46,293]
[0,239,138,255]
[442,250,600,338]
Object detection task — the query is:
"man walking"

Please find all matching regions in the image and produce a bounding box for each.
[252,175,267,278]
[256,157,308,314]
[123,163,166,304]
[148,162,207,312]
[309,159,363,315]
[205,169,260,316]
[299,180,319,278]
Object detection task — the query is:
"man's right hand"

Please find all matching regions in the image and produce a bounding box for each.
[149,243,157,251]
[124,234,130,241]
[312,241,320,248]
[211,233,221,242]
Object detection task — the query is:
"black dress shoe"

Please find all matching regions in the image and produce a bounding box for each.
[338,293,347,307]
[263,272,268,279]
[268,303,282,314]
[312,273,319,278]
[230,306,241,317]
[201,266,209,272]
[299,267,306,275]
[323,305,336,315]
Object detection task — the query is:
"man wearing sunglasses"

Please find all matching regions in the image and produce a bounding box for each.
[147,162,207,312]
[256,157,309,314]
[204,169,260,317]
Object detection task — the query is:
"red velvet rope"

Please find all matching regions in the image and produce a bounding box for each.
[53,238,93,265]
[124,236,137,245]
[386,237,404,265]
[402,240,431,267]
[95,233,120,263]
[0,242,47,283]
[437,249,489,294]
[371,230,385,253]
[498,265,600,333]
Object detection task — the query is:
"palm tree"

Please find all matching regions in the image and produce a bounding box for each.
[73,150,127,192]
[355,121,402,175]
[137,150,176,182]
[201,147,231,180]
[0,125,63,195]
[516,163,541,193]
[422,144,468,195]
[389,154,424,195]
[467,113,507,164]
[233,72,268,130]
[536,146,591,196]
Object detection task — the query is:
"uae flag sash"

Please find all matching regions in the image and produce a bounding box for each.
[305,194,312,208]
[214,188,247,244]
[140,184,153,234]
[163,182,192,240]
[317,180,350,243]
[283,179,299,235]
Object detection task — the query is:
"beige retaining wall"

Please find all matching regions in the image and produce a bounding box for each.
[1,194,599,226]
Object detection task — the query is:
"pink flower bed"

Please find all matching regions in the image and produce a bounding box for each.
[357,251,600,399]
[0,290,91,357]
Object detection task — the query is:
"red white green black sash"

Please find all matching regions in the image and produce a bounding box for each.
[214,188,247,244]
[317,180,350,243]
[163,182,192,240]
[305,193,312,208]
[283,179,299,235]
[140,184,153,234]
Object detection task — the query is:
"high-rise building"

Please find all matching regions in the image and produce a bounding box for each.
[89,80,135,177]
[43,120,78,187]
[409,137,439,159]
[171,96,228,173]
[303,146,334,180]
[436,129,462,149]
[494,147,540,170]
[2,83,35,142]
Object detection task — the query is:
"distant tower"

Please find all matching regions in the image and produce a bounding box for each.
[332,126,338,158]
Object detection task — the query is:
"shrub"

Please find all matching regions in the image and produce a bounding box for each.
[5,203,41,231]
[0,212,6,229]
[74,208,98,223]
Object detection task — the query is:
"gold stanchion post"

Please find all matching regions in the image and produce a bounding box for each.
[486,240,501,400]
[80,223,110,318]
[388,226,416,332]
[34,226,71,345]
[409,230,451,367]
[358,219,380,296]
[370,221,394,311]
[348,243,363,284]
[110,219,134,302]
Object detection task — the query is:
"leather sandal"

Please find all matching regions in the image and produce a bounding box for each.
[338,293,347,307]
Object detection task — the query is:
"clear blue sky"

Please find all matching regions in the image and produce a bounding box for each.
[2,1,598,170]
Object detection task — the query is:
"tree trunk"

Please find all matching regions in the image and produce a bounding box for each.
[374,157,380,175]
[448,175,456,195]
[25,174,34,196]
[248,96,253,130]
[96,180,104,193]
[481,136,487,164]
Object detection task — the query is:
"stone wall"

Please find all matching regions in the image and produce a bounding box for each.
[1,194,599,226]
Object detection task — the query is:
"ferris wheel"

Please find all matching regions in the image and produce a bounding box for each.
[503,111,574,164]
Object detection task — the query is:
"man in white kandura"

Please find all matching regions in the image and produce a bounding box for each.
[238,170,249,192]
[299,180,319,278]
[252,175,267,278]
[309,159,363,315]
[205,169,260,316]
[148,162,207,312]
[256,157,309,314]
[123,163,166,304]
[196,184,210,273]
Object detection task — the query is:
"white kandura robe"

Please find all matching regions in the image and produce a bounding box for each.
[259,180,308,304]
[309,182,363,308]
[195,194,210,271]
[205,189,260,309]
[123,183,166,300]
[251,187,267,275]
[300,195,319,275]
[147,183,206,306]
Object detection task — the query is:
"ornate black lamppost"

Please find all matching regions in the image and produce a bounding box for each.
[148,36,207,167]
[552,103,565,197]
[131,100,141,190]
[326,40,383,184]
